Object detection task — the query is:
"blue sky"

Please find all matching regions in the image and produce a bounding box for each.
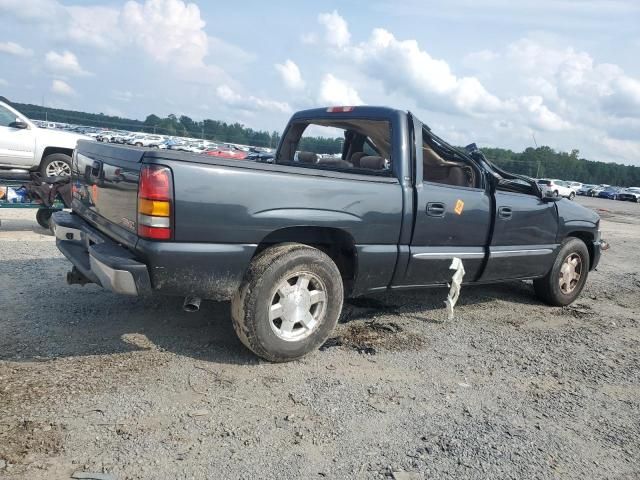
[1,0,639,164]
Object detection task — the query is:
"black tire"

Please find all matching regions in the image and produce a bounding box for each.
[569,192,575,200]
[40,153,71,178]
[231,243,344,362]
[134,142,143,147]
[553,190,559,198]
[533,237,590,306]
[35,208,53,231]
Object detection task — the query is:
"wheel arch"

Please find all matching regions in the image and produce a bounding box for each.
[40,146,73,164]
[566,230,595,269]
[254,226,358,295]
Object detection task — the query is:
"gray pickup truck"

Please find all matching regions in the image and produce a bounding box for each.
[53,106,605,361]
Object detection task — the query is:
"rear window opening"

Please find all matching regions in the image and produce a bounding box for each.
[276,119,393,176]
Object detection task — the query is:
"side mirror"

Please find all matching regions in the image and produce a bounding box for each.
[8,118,28,129]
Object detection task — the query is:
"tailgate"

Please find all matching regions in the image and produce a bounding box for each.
[72,140,145,248]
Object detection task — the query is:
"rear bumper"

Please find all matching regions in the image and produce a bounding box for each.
[52,211,257,300]
[53,211,152,295]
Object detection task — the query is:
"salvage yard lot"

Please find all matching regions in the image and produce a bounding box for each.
[0,196,638,479]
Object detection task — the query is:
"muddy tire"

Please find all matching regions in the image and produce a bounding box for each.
[533,237,589,306]
[40,153,71,178]
[231,243,344,362]
[35,208,53,230]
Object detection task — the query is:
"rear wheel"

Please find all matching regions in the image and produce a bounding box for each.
[569,192,576,200]
[533,237,589,306]
[553,190,559,198]
[231,243,344,362]
[40,153,71,178]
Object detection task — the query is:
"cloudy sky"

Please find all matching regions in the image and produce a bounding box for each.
[1,0,639,164]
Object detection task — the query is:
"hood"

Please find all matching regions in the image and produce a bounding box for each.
[556,198,600,226]
[36,127,93,149]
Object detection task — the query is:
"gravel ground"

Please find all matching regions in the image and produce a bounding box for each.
[0,196,639,480]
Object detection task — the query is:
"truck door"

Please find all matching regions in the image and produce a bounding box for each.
[480,189,558,281]
[0,104,36,168]
[395,125,491,287]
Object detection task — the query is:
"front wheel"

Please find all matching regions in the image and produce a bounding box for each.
[231,243,344,362]
[553,190,559,198]
[40,153,71,178]
[569,192,576,200]
[533,238,589,306]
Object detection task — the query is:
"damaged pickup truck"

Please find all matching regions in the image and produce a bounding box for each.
[52,106,606,362]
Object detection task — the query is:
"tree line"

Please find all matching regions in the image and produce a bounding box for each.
[4,98,639,186]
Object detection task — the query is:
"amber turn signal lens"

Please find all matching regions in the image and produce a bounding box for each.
[138,198,170,217]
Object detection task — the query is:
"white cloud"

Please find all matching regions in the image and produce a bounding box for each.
[318,74,363,105]
[519,96,571,131]
[353,25,505,115]
[45,50,90,76]
[318,10,350,48]
[50,79,75,96]
[216,85,291,113]
[0,41,33,57]
[275,60,305,90]
[121,0,209,68]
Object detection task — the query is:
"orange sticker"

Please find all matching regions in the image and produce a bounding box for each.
[454,199,464,215]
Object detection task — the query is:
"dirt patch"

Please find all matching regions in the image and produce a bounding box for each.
[321,320,425,354]
[0,420,64,471]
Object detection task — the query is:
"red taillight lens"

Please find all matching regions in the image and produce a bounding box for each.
[138,224,171,240]
[139,165,172,200]
[326,106,355,113]
[138,165,173,240]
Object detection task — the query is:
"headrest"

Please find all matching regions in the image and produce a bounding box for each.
[297,151,318,164]
[359,156,385,170]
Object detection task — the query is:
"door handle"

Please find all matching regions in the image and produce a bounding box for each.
[498,206,512,219]
[426,202,445,217]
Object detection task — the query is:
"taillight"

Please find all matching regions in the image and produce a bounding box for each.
[138,165,173,240]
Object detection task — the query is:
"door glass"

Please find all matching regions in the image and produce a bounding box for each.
[0,105,16,127]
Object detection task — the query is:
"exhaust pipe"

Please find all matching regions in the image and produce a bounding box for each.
[183,295,202,312]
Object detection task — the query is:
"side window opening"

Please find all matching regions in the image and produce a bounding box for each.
[422,128,479,188]
[276,119,393,176]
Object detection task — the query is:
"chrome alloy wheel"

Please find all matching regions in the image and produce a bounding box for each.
[269,272,327,341]
[45,160,71,177]
[559,253,583,294]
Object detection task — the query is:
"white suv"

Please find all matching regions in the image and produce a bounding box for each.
[0,100,90,177]
[127,134,164,148]
[537,179,576,200]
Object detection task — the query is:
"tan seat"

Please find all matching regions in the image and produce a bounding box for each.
[423,146,472,187]
[359,156,385,170]
[350,152,367,167]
